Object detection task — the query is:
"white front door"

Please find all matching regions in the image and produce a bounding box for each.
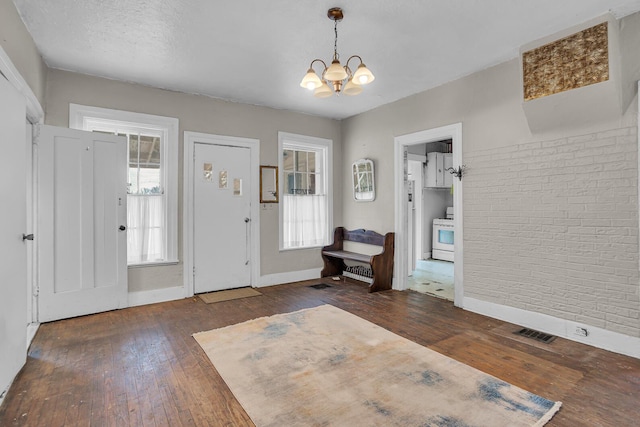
[36,125,128,322]
[0,75,28,394]
[194,143,251,293]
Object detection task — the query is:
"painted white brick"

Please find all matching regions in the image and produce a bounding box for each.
[464,125,640,338]
[541,138,569,148]
[596,128,630,139]
[567,134,596,144]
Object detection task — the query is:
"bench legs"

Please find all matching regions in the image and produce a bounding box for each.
[369,254,393,292]
[321,255,393,293]
[321,255,346,278]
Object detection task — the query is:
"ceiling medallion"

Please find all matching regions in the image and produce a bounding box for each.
[300,7,375,98]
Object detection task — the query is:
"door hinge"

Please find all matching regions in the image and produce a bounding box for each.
[33,285,39,297]
[193,266,196,276]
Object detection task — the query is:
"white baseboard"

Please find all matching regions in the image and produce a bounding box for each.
[26,323,39,349]
[464,297,640,359]
[258,268,322,287]
[128,268,322,306]
[128,286,186,307]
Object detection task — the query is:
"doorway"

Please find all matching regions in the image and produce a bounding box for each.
[406,140,455,301]
[394,123,464,307]
[183,132,260,296]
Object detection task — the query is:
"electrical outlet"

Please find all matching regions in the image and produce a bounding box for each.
[575,327,589,337]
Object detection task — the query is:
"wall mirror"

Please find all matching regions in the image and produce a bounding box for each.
[352,159,375,202]
[260,165,279,203]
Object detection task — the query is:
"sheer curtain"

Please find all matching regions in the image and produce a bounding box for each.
[127,194,165,263]
[282,194,327,249]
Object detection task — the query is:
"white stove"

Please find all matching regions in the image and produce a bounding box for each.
[432,208,454,262]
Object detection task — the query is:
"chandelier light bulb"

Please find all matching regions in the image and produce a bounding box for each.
[300,68,323,90]
[353,63,375,85]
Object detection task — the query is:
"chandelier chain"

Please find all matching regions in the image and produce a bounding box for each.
[334,19,339,60]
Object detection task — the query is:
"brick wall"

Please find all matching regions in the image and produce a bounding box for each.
[464,126,640,338]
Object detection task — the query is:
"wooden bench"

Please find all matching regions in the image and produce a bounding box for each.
[321,227,395,292]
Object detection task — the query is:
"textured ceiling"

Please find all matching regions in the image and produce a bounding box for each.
[12,0,640,119]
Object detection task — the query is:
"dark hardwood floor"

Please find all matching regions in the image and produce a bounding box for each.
[1,279,638,426]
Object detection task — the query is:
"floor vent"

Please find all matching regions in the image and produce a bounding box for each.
[309,283,332,289]
[515,328,556,344]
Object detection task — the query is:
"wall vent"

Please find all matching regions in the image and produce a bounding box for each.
[515,328,557,344]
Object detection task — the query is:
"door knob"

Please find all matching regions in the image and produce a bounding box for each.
[244,217,250,223]
[119,225,126,231]
[22,233,34,241]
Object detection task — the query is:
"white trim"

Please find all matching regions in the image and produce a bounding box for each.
[26,323,39,349]
[464,297,640,359]
[183,131,261,298]
[128,286,186,307]
[68,104,179,264]
[25,124,37,325]
[277,132,334,251]
[258,268,323,287]
[637,81,640,281]
[0,45,44,124]
[394,123,464,307]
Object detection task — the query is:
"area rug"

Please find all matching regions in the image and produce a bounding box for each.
[198,287,261,304]
[193,304,561,426]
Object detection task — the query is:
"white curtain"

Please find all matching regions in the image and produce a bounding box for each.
[127,194,165,263]
[282,194,327,249]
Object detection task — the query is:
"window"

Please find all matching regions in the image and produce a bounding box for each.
[69,104,179,265]
[278,132,332,250]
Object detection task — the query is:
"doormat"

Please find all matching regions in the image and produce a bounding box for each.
[193,305,561,426]
[198,287,262,304]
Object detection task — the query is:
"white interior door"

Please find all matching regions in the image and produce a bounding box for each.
[37,125,127,322]
[194,143,251,293]
[0,75,28,395]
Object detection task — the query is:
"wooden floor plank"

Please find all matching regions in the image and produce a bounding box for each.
[0,279,638,426]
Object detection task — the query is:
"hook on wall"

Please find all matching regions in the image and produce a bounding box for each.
[446,165,466,181]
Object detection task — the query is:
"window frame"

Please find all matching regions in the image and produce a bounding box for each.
[278,132,333,251]
[69,104,179,266]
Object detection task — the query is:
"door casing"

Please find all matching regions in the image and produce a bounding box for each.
[183,131,260,296]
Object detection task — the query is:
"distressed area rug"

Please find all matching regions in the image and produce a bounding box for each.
[193,305,561,426]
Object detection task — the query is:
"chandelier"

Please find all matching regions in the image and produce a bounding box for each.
[300,7,375,98]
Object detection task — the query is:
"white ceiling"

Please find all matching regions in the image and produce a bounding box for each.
[12,0,640,120]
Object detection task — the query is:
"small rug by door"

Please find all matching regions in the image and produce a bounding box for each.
[198,287,261,304]
[193,304,561,426]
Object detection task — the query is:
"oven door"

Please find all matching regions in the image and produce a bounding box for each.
[433,221,454,261]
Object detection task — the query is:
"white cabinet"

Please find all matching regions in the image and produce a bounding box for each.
[425,152,453,188]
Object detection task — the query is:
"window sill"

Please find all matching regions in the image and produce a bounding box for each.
[128,260,180,268]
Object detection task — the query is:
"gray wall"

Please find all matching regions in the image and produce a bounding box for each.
[0,0,47,106]
[45,69,342,292]
[341,17,640,339]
